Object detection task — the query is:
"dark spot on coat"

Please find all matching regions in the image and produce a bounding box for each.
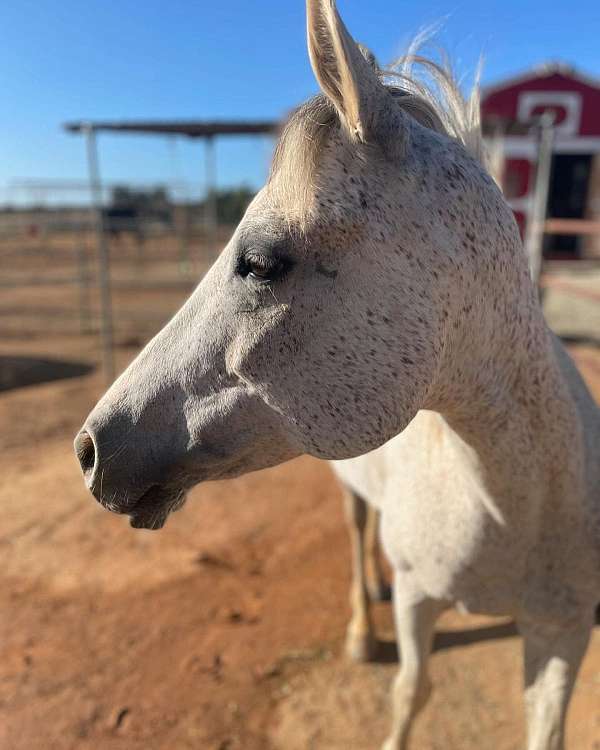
[316,262,338,280]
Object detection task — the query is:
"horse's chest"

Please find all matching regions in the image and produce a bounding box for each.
[375,439,537,613]
[333,413,537,613]
[383,481,521,606]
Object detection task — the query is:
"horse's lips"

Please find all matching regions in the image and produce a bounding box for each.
[128,484,187,530]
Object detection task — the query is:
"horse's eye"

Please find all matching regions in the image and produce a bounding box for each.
[242,253,285,283]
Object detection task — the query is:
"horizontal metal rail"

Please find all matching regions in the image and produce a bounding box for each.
[544,219,600,236]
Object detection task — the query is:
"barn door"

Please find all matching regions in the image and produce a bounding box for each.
[545,153,593,258]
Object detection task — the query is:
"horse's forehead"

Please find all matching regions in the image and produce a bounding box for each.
[240,196,286,235]
[262,124,368,217]
[249,128,484,252]
[243,186,369,258]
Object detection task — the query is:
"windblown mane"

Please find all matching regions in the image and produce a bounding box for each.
[382,39,483,163]
[269,38,484,215]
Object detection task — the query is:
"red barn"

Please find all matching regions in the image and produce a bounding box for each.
[481,64,600,258]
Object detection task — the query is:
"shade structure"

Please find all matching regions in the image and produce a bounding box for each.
[63,120,279,138]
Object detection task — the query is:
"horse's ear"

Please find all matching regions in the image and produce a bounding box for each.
[306,0,403,150]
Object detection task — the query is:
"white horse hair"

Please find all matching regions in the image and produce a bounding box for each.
[75,2,600,748]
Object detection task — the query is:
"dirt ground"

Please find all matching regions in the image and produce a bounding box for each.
[2,237,600,749]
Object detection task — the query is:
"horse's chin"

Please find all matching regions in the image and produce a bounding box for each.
[128,485,188,530]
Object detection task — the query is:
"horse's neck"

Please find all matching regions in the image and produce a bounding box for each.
[428,284,585,501]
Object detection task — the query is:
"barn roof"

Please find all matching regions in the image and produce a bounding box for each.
[481,62,600,139]
[63,119,279,138]
[482,62,600,99]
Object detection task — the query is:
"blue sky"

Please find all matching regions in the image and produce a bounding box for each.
[1,0,599,204]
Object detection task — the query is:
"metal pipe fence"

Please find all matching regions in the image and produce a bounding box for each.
[0,183,233,381]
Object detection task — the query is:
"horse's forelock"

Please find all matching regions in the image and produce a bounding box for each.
[267,41,484,222]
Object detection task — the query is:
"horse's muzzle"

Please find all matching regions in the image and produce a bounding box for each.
[74,428,186,530]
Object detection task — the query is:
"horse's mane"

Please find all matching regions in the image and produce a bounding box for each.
[381,34,483,163]
[269,37,484,215]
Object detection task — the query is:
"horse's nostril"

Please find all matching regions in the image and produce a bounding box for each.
[75,430,97,482]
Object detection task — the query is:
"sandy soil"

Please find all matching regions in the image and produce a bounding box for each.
[1,236,600,749]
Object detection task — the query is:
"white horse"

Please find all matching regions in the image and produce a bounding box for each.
[74,2,600,747]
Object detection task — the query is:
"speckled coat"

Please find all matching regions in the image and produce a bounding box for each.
[75,2,600,748]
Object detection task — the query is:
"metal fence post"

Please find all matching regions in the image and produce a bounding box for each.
[525,114,555,290]
[76,243,92,334]
[204,135,218,258]
[84,125,115,383]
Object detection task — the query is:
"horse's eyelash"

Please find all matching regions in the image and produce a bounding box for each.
[247,253,272,267]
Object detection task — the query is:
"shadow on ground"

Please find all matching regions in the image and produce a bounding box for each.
[560,334,600,348]
[374,613,600,664]
[0,356,94,392]
[373,621,519,663]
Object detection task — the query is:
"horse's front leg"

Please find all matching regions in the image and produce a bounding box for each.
[519,610,593,750]
[364,505,391,602]
[381,581,444,750]
[343,486,378,662]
